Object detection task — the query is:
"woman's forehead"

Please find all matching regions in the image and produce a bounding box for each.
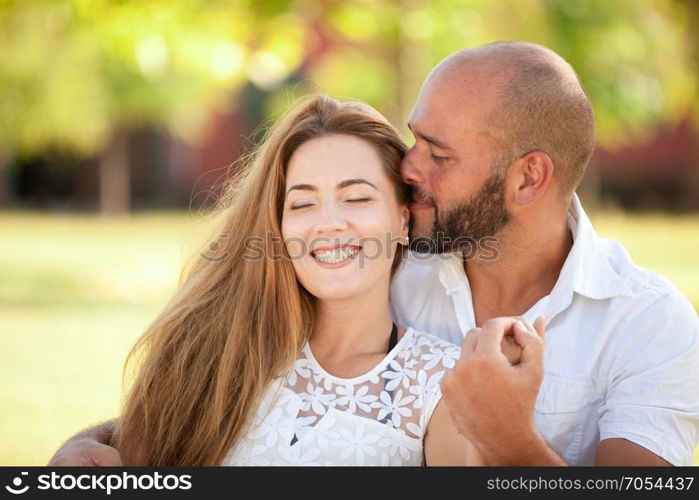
[286,135,386,186]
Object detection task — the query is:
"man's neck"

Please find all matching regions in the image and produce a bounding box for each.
[465,211,573,326]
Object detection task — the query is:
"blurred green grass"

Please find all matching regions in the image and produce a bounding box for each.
[1,210,697,465]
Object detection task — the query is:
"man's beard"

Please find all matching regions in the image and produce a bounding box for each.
[409,168,511,254]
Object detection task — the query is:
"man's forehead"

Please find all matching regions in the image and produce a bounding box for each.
[410,79,492,137]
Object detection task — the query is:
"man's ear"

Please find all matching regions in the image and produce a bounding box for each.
[509,151,554,205]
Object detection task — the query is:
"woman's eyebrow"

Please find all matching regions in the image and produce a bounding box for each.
[286,184,317,196]
[286,179,379,196]
[337,178,379,191]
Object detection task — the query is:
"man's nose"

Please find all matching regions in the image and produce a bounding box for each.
[401,146,424,185]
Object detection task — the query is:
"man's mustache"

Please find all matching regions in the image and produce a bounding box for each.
[410,187,437,207]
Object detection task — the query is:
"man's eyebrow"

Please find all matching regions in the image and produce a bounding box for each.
[286,179,378,196]
[407,123,452,151]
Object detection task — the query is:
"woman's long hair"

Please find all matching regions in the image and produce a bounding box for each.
[111,95,409,465]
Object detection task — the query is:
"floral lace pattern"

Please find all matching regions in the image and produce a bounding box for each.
[222,328,460,466]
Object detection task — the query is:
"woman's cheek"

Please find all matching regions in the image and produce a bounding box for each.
[353,213,397,263]
[284,234,307,261]
[281,215,309,258]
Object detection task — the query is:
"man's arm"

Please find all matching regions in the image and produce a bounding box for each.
[441,316,689,466]
[595,439,671,466]
[440,317,568,465]
[48,420,122,466]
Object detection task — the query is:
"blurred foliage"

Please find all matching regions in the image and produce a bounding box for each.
[0,0,304,154]
[0,0,696,156]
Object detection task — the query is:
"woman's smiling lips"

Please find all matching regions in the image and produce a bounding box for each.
[310,244,362,268]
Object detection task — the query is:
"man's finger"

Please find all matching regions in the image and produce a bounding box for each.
[512,320,545,368]
[533,315,547,341]
[459,327,480,360]
[49,455,94,467]
[90,444,124,466]
[515,316,537,336]
[501,334,523,365]
[475,317,519,354]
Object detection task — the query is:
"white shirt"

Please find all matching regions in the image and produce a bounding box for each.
[390,195,699,465]
[223,328,460,466]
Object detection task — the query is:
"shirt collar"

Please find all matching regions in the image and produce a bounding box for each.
[559,194,633,302]
[438,253,470,295]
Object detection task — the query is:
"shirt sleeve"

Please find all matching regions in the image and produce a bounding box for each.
[598,292,699,465]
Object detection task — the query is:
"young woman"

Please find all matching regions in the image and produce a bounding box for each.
[110,95,520,466]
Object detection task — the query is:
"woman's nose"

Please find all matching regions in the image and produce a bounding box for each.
[314,205,348,235]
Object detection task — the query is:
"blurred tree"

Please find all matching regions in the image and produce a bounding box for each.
[299,0,697,208]
[0,0,305,213]
[0,0,695,212]
[676,0,699,209]
[290,0,695,143]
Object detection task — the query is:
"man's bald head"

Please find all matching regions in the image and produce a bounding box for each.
[427,41,596,196]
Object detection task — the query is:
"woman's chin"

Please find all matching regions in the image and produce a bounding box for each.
[305,281,371,302]
[312,289,365,302]
[299,266,393,302]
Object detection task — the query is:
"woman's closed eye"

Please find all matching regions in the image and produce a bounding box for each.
[289,198,371,210]
[290,202,315,210]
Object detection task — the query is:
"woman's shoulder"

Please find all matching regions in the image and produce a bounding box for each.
[403,327,461,350]
[398,327,461,373]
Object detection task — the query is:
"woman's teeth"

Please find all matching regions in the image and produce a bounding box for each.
[312,247,360,264]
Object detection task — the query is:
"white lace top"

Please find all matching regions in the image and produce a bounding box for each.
[222,327,460,466]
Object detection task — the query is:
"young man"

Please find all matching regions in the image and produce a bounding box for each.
[392,41,699,465]
[49,41,699,466]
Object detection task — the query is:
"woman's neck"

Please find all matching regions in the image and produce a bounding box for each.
[310,280,395,358]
